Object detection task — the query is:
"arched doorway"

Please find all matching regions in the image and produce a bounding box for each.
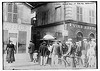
[89,33,95,40]
[76,31,83,51]
[76,32,83,42]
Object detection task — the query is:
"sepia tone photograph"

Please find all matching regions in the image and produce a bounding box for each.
[2,1,97,70]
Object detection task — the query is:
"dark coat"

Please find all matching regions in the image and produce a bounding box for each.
[39,44,48,56]
[6,43,15,62]
[28,42,35,54]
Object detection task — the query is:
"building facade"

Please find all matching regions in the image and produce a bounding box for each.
[3,3,32,53]
[32,2,96,41]
[31,2,96,50]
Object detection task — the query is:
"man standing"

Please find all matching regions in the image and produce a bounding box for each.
[64,38,73,56]
[63,38,73,67]
[51,40,60,66]
[58,40,63,57]
[39,41,48,66]
[28,40,35,62]
[82,39,89,67]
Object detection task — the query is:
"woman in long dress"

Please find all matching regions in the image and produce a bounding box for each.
[87,39,96,67]
[6,41,15,63]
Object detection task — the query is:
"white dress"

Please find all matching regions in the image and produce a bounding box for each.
[87,41,96,67]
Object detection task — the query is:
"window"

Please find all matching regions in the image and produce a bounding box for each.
[89,10,94,23]
[42,11,48,25]
[55,6,61,22]
[76,6,83,22]
[42,12,45,25]
[7,13,12,22]
[13,4,17,13]
[7,3,18,23]
[8,3,12,12]
[13,14,17,23]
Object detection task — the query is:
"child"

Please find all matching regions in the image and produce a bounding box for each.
[33,50,38,63]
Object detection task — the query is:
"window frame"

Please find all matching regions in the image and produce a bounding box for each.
[7,3,18,23]
[55,6,61,22]
[89,10,94,23]
[76,6,83,22]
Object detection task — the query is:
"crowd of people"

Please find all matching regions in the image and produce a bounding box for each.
[5,38,96,68]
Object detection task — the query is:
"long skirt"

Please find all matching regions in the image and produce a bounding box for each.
[6,48,15,63]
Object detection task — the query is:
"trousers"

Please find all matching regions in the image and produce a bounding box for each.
[51,54,58,66]
[29,53,33,61]
[40,56,47,65]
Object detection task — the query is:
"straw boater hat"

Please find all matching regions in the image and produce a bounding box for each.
[91,38,95,41]
[68,38,72,41]
[83,39,87,41]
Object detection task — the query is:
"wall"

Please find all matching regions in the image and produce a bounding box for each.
[3,3,31,24]
[38,24,64,41]
[71,2,96,24]
[36,2,65,26]
[35,2,96,27]
[67,23,96,39]
[3,3,32,53]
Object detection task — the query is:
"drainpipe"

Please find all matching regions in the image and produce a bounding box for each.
[63,2,66,42]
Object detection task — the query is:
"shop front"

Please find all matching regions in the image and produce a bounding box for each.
[3,22,32,53]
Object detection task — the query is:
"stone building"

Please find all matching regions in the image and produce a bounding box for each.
[31,2,96,50]
[3,3,32,53]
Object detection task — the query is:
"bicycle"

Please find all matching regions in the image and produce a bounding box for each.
[58,54,83,68]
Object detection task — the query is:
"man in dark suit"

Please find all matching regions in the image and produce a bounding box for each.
[28,40,35,62]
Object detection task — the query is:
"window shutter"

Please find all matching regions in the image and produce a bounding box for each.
[8,3,12,12]
[13,4,17,13]
[13,14,17,23]
[7,13,12,22]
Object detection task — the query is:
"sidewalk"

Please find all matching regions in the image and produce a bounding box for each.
[3,53,73,70]
[3,53,96,70]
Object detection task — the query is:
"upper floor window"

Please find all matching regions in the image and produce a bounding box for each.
[7,3,18,23]
[55,6,61,22]
[89,10,94,23]
[42,10,48,25]
[76,6,83,22]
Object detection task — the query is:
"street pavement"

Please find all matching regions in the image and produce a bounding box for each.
[3,53,96,70]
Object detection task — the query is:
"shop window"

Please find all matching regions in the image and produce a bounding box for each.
[3,30,8,45]
[18,31,27,53]
[55,32,62,39]
[3,30,8,54]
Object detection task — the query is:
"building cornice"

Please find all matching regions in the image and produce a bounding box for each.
[35,20,96,28]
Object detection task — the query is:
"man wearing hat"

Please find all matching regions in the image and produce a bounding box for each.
[63,38,74,67]
[51,40,60,66]
[39,41,48,66]
[82,39,89,67]
[64,38,73,56]
[28,40,35,62]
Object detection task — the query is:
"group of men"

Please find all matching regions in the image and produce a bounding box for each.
[28,38,96,68]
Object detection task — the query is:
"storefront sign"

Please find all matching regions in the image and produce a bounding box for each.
[69,23,96,30]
